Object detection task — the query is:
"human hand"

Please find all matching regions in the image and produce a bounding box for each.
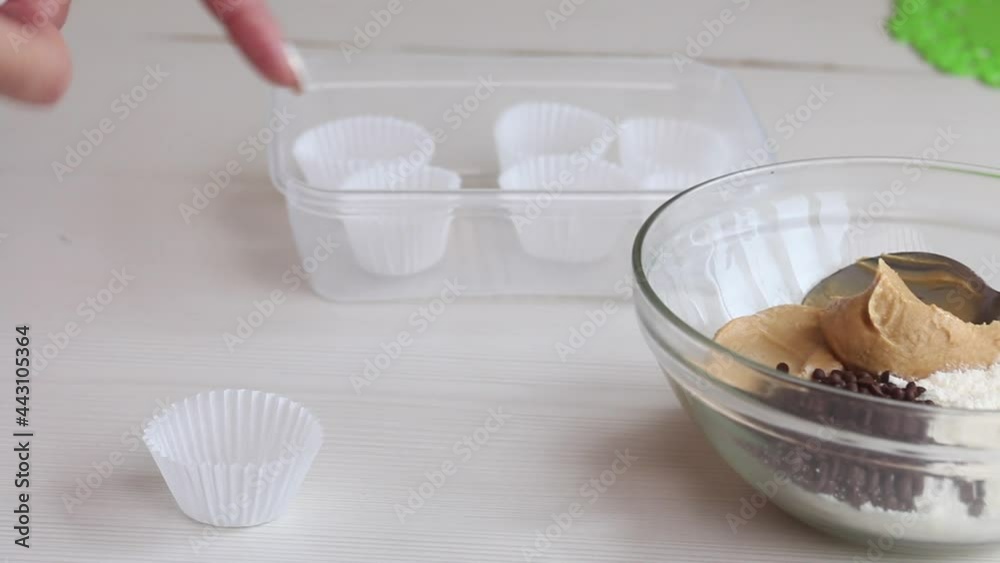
[0,0,301,105]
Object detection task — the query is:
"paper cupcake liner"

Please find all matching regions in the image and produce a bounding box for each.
[290,160,376,192]
[499,155,636,263]
[494,102,614,171]
[344,216,454,276]
[639,169,712,192]
[143,390,323,527]
[514,216,626,263]
[342,166,461,276]
[341,165,461,192]
[619,117,753,190]
[293,116,437,189]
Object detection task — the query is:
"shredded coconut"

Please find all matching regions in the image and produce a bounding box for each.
[806,477,1000,544]
[803,368,1000,543]
[890,364,1000,410]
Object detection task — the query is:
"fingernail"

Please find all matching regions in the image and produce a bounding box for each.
[282,42,309,94]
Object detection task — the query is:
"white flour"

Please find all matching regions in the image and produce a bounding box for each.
[806,477,999,544]
[889,368,1000,446]
[889,365,1000,410]
[806,368,1000,542]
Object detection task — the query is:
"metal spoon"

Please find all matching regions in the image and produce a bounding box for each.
[802,252,1000,324]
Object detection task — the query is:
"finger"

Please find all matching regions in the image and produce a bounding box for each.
[0,13,71,104]
[0,0,72,30]
[202,0,300,91]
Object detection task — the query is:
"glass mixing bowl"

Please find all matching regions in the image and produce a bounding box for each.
[633,157,1000,549]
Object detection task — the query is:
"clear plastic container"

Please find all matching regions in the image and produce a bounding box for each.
[269,53,768,301]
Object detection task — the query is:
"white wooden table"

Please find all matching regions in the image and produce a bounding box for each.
[3,1,999,561]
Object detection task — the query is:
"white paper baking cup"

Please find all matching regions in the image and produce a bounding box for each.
[293,116,437,189]
[619,117,749,191]
[499,155,636,263]
[637,169,715,192]
[289,160,376,193]
[143,390,323,527]
[494,102,614,171]
[340,166,461,276]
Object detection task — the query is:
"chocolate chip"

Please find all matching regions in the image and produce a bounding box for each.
[864,467,879,494]
[753,363,986,517]
[960,482,976,503]
[971,500,986,517]
[898,474,914,502]
[776,362,790,373]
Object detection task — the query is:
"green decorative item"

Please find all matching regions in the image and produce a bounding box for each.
[889,0,1000,86]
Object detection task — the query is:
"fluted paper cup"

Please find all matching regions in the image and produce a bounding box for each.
[143,390,323,527]
[340,166,461,276]
[619,117,750,191]
[293,116,437,189]
[494,102,614,170]
[289,160,375,193]
[638,169,711,192]
[499,155,636,263]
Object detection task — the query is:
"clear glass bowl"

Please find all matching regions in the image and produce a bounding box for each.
[633,157,1000,548]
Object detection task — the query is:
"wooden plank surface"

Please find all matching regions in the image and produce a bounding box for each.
[2,1,1000,561]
